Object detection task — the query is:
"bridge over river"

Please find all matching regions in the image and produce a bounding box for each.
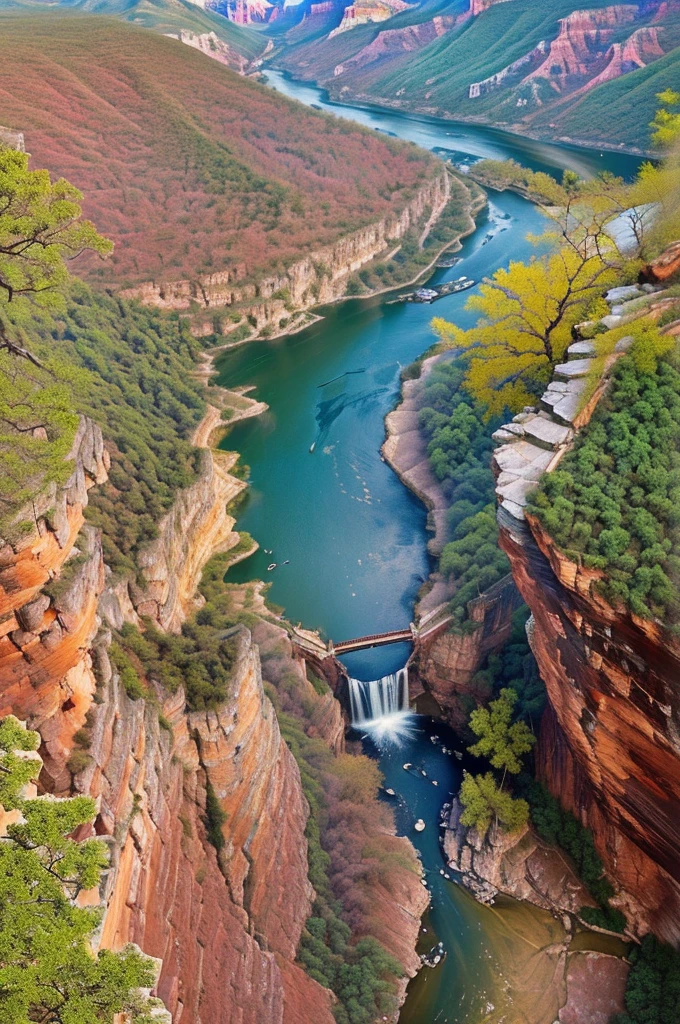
[290,603,453,659]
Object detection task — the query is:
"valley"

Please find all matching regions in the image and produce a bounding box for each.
[0,8,679,1024]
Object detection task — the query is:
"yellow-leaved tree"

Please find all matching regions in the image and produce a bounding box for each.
[432,241,619,416]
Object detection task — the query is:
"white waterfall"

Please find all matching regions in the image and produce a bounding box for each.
[348,669,414,743]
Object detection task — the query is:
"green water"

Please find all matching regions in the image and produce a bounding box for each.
[217,75,639,1022]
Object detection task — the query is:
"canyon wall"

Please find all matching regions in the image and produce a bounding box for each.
[492,292,680,942]
[121,169,451,328]
[0,405,428,1020]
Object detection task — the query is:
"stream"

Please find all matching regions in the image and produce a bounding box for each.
[216,72,641,1023]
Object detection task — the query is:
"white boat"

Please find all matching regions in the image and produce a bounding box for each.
[267,563,277,571]
[414,819,426,832]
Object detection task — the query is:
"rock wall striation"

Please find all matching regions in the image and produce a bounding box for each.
[492,286,680,941]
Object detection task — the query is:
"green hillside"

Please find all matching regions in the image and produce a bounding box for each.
[0,0,266,63]
[276,0,680,151]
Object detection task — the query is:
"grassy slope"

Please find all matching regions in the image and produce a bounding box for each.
[0,13,438,288]
[0,0,266,61]
[276,0,680,150]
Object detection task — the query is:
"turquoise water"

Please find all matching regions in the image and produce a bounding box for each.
[217,76,640,1022]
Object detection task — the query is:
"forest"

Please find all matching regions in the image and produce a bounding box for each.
[0,13,438,289]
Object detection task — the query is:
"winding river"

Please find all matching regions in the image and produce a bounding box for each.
[217,73,641,1023]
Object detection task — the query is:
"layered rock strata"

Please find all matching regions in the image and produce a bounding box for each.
[122,170,451,330]
[493,284,680,941]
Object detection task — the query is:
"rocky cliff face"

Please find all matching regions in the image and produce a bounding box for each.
[526,6,638,85]
[0,417,109,791]
[104,448,246,634]
[492,293,680,942]
[84,625,336,1024]
[412,576,522,729]
[121,170,450,331]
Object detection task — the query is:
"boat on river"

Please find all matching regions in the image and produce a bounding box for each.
[435,254,462,269]
[406,277,476,303]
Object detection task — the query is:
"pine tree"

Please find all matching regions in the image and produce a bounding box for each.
[0,715,161,1023]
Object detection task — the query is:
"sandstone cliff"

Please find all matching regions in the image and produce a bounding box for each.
[492,286,680,942]
[121,170,451,333]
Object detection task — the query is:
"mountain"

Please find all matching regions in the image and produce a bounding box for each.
[0,0,269,69]
[272,0,680,151]
[0,12,442,293]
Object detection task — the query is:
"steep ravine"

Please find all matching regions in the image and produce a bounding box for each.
[0,407,427,1022]
[491,286,680,943]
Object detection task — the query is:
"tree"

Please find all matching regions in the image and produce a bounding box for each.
[468,687,535,780]
[432,242,619,415]
[459,771,529,835]
[650,90,680,148]
[0,715,161,1023]
[0,147,112,366]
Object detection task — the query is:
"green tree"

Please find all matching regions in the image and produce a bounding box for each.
[0,715,159,1023]
[0,147,112,366]
[468,687,535,780]
[459,771,529,835]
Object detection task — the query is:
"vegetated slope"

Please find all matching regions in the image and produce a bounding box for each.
[0,0,267,67]
[276,0,680,150]
[0,13,439,288]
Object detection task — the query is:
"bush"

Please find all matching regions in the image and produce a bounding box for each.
[612,934,680,1024]
[204,781,227,852]
[528,336,680,624]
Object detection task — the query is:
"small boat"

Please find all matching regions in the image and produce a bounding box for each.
[411,287,438,303]
[282,560,290,565]
[414,819,426,832]
[435,254,461,269]
[385,787,396,796]
[267,563,277,571]
[454,751,463,760]
[311,103,322,110]
[403,763,412,770]
[309,442,316,453]
[432,780,439,786]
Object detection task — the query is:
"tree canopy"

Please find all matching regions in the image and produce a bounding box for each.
[468,687,535,777]
[0,716,160,1024]
[459,771,529,835]
[0,147,111,366]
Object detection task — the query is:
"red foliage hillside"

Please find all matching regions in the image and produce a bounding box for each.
[0,13,438,287]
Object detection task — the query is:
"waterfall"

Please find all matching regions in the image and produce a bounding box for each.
[348,669,413,743]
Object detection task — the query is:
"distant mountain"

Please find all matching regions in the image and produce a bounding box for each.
[272,0,680,151]
[0,0,269,69]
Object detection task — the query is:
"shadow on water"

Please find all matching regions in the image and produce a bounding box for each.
[217,80,642,1022]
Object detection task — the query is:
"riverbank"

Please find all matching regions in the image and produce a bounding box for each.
[266,69,654,161]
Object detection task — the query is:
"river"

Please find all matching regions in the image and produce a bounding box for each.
[217,73,640,1023]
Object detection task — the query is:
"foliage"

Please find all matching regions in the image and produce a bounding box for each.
[468,687,535,776]
[417,356,510,623]
[528,337,680,624]
[0,146,111,365]
[1,281,205,565]
[612,934,680,1024]
[0,715,158,1023]
[432,242,619,415]
[0,14,438,288]
[467,605,546,726]
[519,775,626,931]
[116,613,238,712]
[650,89,680,148]
[459,770,529,835]
[204,781,227,852]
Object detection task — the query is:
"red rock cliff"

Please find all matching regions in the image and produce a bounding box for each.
[492,308,680,942]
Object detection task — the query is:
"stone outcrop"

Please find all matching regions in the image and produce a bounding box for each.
[0,124,24,150]
[525,6,639,86]
[83,625,336,1024]
[334,14,456,75]
[444,797,592,912]
[493,283,680,942]
[412,575,522,728]
[328,0,411,40]
[166,29,250,73]
[107,448,246,633]
[121,170,451,331]
[0,418,109,790]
